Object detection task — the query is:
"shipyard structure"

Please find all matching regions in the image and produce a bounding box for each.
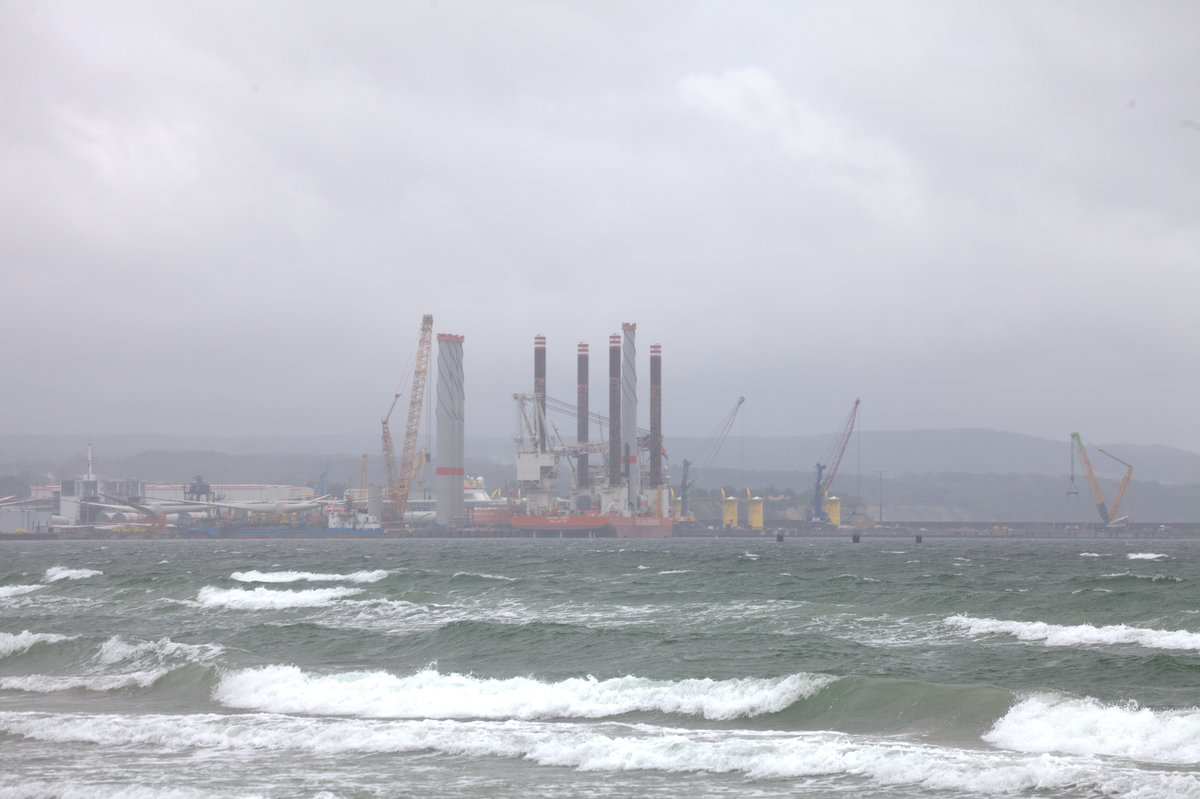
[1,319,677,539]
[506,323,673,537]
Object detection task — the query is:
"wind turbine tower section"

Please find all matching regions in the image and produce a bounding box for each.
[435,333,465,527]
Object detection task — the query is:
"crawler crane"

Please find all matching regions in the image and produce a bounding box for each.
[1070,432,1134,525]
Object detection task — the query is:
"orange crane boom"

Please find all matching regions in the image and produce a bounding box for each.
[1071,433,1109,523]
[1096,445,1134,522]
[1071,433,1133,525]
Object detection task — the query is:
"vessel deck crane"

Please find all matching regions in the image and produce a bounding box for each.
[813,398,860,523]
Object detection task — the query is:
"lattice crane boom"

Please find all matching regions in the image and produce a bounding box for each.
[813,398,860,523]
[820,398,861,496]
[381,393,400,510]
[394,314,434,522]
[1096,444,1134,522]
[1071,432,1110,524]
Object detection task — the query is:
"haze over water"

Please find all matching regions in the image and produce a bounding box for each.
[2,538,1199,798]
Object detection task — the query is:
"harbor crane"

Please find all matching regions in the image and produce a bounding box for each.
[395,314,434,522]
[678,396,745,518]
[812,398,860,523]
[1070,432,1133,525]
[381,315,434,523]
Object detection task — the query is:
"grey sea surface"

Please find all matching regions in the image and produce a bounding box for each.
[2,538,1199,798]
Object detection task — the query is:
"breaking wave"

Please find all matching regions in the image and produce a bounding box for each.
[229,569,388,584]
[3,711,1197,796]
[986,692,1200,763]
[0,635,223,695]
[0,630,74,659]
[214,666,834,721]
[44,567,102,582]
[195,586,362,610]
[0,584,44,599]
[945,614,1200,651]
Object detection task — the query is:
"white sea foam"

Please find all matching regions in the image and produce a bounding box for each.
[196,586,362,610]
[96,635,223,666]
[0,635,221,695]
[3,711,1196,796]
[1100,571,1181,583]
[0,630,73,658]
[0,780,236,799]
[44,567,102,582]
[1128,552,1168,561]
[451,571,517,582]
[230,569,388,584]
[986,693,1200,764]
[0,584,44,598]
[1080,552,1110,558]
[0,670,169,693]
[214,666,835,720]
[945,614,1200,651]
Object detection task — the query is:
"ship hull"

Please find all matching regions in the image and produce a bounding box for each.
[507,514,673,538]
[183,525,383,539]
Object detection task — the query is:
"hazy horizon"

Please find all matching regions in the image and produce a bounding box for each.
[3,3,1196,450]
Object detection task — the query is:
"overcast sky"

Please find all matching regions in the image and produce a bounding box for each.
[2,1,1197,452]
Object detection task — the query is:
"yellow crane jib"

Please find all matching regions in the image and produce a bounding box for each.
[394,315,434,522]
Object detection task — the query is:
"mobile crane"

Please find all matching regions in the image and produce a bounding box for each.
[1070,432,1134,525]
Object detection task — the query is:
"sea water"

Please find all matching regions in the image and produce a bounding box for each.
[1,537,1198,798]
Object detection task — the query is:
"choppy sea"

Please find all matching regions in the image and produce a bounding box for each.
[2,537,1199,798]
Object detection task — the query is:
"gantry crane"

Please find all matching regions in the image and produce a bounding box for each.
[678,396,745,518]
[393,314,434,522]
[813,398,860,523]
[1070,432,1134,525]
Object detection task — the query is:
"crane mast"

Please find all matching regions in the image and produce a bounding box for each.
[394,314,434,523]
[813,398,860,523]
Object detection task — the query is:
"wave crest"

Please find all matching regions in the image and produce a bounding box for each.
[230,569,388,584]
[986,693,1200,763]
[945,614,1200,651]
[214,666,835,720]
[0,630,74,658]
[196,586,362,610]
[44,567,102,582]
